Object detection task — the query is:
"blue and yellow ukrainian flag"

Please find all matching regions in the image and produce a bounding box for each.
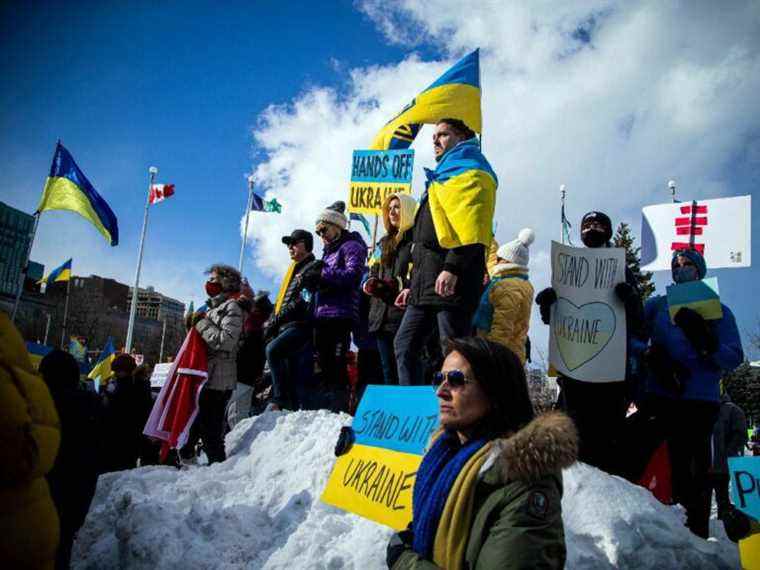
[87,337,116,390]
[38,258,72,284]
[425,138,497,249]
[371,49,482,150]
[37,142,119,246]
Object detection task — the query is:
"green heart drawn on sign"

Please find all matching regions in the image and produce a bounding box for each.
[553,298,617,371]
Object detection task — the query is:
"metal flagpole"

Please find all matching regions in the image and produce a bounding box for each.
[43,312,51,345]
[560,185,567,245]
[11,212,40,322]
[159,318,167,362]
[669,180,677,203]
[126,166,157,353]
[238,175,254,273]
[60,277,72,349]
[370,215,380,256]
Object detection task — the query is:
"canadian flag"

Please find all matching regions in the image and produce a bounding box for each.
[149,183,175,204]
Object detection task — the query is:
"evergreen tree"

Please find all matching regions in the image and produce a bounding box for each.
[722,362,760,426]
[613,222,655,302]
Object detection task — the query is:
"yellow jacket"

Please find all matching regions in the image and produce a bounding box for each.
[476,265,534,365]
[0,312,60,570]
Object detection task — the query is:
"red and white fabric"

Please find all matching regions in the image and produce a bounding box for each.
[143,327,208,461]
[149,183,175,204]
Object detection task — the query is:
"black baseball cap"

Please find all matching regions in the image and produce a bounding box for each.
[282,229,313,251]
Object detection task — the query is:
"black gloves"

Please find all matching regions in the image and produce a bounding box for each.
[263,318,279,343]
[334,426,355,457]
[386,528,414,568]
[535,287,557,325]
[646,344,690,394]
[615,282,636,304]
[673,307,718,356]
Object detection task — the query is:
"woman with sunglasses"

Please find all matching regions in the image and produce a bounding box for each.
[387,337,577,570]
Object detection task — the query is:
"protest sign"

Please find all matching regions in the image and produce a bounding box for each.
[149,362,173,389]
[666,277,722,323]
[348,149,414,215]
[641,195,751,271]
[729,456,760,522]
[321,385,438,530]
[548,241,627,382]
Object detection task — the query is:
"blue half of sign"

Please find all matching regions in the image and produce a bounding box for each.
[352,385,439,456]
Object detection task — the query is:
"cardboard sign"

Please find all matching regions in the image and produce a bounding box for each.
[548,241,627,382]
[348,149,414,215]
[641,195,751,271]
[729,456,760,522]
[321,385,438,530]
[666,277,722,323]
[150,362,173,388]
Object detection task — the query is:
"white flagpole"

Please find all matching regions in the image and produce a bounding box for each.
[669,179,677,203]
[11,212,40,322]
[126,166,157,353]
[238,175,254,274]
[560,184,567,245]
[159,318,167,362]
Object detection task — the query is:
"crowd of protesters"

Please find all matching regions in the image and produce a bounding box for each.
[2,117,757,569]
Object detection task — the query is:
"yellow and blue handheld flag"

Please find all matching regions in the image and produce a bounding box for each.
[37,142,119,246]
[87,337,116,390]
[371,49,482,150]
[38,258,72,284]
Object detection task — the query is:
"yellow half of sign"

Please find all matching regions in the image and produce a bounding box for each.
[741,526,760,570]
[321,443,422,530]
[348,182,412,216]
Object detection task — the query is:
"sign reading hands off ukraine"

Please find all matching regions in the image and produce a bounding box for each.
[348,149,414,215]
[548,241,627,382]
[321,385,438,530]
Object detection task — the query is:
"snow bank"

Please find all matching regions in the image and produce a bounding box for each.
[73,410,740,569]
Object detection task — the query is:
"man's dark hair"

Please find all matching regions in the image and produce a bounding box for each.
[206,264,242,293]
[445,337,535,438]
[39,349,80,392]
[437,118,476,141]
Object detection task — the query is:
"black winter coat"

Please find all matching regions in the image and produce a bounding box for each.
[368,234,412,334]
[273,254,322,332]
[102,375,153,472]
[408,197,485,313]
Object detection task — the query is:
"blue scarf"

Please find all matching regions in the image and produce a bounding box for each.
[412,432,488,559]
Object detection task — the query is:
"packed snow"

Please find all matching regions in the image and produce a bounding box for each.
[72,410,740,569]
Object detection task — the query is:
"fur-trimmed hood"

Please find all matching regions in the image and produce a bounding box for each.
[493,411,578,483]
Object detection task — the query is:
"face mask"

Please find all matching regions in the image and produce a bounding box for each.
[673,265,699,284]
[205,281,223,297]
[581,229,608,248]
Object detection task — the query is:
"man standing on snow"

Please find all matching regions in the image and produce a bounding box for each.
[393,118,498,385]
[535,211,646,475]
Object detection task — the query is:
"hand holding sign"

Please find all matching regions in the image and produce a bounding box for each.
[548,242,627,382]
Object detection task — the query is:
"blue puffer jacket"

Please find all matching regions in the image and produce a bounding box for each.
[316,230,367,322]
[644,295,743,402]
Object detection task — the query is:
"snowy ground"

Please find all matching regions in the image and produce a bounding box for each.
[73,410,740,569]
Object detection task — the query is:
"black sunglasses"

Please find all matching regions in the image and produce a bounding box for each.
[432,369,471,389]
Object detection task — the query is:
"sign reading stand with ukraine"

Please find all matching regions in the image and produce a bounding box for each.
[348,149,414,215]
[321,385,439,530]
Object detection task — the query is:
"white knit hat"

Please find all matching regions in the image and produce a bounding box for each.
[315,201,348,230]
[496,228,535,270]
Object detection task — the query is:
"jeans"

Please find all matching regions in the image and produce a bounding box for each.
[394,305,471,386]
[266,325,312,409]
[376,331,399,385]
[180,387,233,464]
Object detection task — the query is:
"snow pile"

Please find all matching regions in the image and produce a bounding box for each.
[73,411,739,569]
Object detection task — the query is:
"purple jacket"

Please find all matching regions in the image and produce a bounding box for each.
[316,230,367,321]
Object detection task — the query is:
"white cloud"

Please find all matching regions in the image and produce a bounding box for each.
[245,1,760,358]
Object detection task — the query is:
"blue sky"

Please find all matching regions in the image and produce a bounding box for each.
[1,1,758,359]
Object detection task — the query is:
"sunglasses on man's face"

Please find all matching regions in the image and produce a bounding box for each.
[432,369,472,389]
[316,225,333,237]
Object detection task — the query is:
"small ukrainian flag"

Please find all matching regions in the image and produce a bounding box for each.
[38,258,72,284]
[87,337,116,390]
[37,142,119,246]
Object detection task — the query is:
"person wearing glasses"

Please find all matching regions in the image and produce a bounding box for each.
[314,201,367,412]
[387,337,577,570]
[264,229,322,411]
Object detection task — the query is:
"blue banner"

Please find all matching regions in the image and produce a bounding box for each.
[351,149,414,184]
[729,456,760,521]
[352,385,439,456]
